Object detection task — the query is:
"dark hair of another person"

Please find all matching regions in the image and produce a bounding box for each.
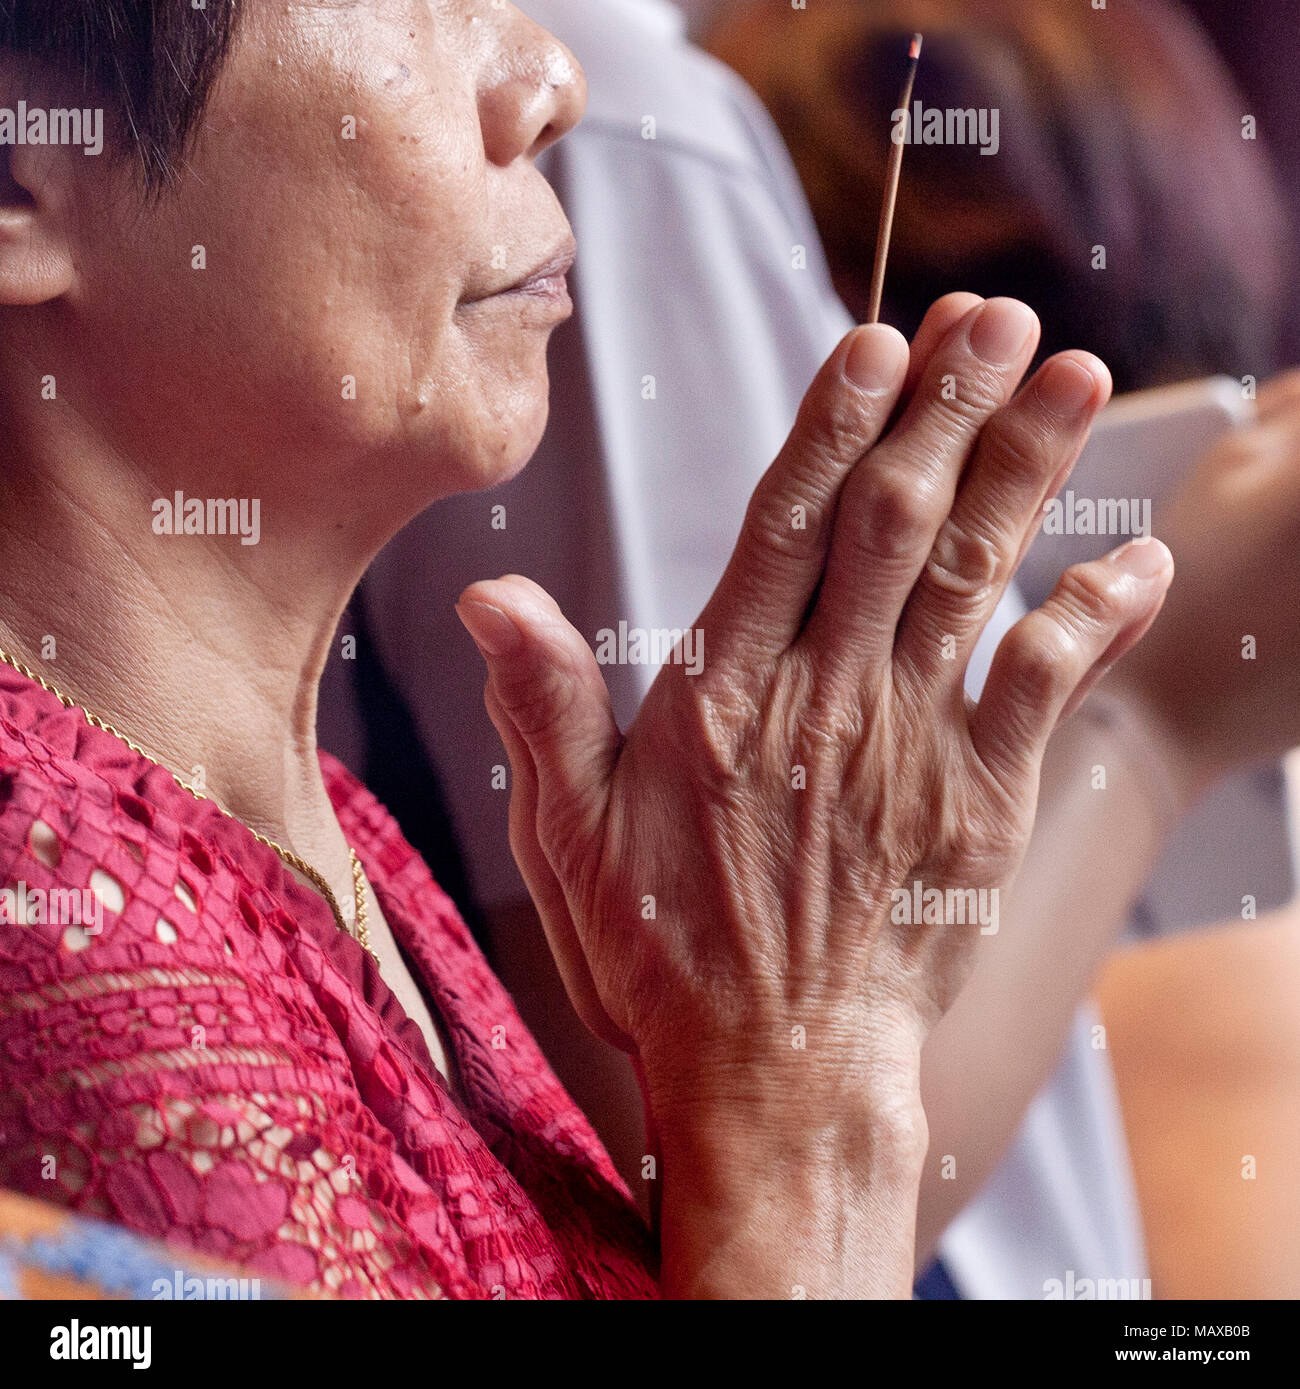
[707,0,1290,392]
[0,1,240,192]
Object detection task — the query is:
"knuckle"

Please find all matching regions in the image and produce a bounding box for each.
[743,488,818,568]
[1002,613,1075,705]
[947,822,1020,888]
[981,406,1063,492]
[1053,559,1128,628]
[498,663,581,742]
[802,671,866,760]
[683,679,761,791]
[502,681,568,742]
[920,360,1007,437]
[924,515,1000,602]
[850,466,937,562]
[789,391,879,487]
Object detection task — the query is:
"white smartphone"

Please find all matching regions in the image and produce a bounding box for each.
[1014,375,1297,933]
[1015,375,1255,609]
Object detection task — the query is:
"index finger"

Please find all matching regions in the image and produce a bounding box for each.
[695,323,909,668]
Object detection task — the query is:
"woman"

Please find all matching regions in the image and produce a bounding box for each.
[0,1,1172,1298]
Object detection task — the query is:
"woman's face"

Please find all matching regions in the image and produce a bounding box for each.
[58,0,586,531]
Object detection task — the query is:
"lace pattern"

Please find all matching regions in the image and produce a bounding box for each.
[0,667,657,1299]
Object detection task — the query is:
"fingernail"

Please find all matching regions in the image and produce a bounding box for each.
[844,324,906,392]
[1107,535,1171,580]
[1036,357,1098,418]
[456,599,523,656]
[968,298,1037,366]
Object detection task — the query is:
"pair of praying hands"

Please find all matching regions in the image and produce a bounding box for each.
[458,293,1174,1296]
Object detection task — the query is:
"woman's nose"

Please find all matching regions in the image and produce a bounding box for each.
[479,10,588,167]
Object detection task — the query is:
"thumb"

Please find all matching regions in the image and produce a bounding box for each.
[456,574,621,867]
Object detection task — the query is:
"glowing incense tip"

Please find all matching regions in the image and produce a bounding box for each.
[909,33,923,61]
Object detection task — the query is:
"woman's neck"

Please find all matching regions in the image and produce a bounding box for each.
[0,432,366,886]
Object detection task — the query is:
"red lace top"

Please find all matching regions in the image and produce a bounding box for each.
[0,666,658,1299]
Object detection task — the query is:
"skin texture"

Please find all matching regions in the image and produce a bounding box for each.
[0,3,1179,1296]
[461,294,1179,1296]
[491,680,1185,1242]
[478,339,1300,1276]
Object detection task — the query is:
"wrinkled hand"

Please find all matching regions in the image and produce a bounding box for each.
[1103,370,1300,798]
[457,295,1173,1127]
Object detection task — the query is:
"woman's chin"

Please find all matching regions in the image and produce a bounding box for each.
[484,393,552,489]
[432,398,551,501]
[481,435,545,493]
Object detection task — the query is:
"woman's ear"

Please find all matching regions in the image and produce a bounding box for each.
[0,137,77,306]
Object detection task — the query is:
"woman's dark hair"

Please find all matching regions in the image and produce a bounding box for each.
[0,1,241,190]
[708,0,1291,392]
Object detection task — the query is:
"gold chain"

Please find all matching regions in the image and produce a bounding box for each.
[0,645,377,965]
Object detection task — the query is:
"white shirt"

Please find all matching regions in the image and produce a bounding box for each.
[321,0,1294,1298]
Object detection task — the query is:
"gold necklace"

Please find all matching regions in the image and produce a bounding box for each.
[0,644,377,965]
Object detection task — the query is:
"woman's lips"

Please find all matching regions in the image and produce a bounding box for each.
[510,241,576,297]
[510,267,569,299]
[462,238,576,305]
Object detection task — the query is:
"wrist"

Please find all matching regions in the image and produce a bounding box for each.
[643,1033,928,1299]
[635,998,929,1130]
[655,1097,926,1299]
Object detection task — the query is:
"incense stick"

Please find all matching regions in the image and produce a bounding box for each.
[866,32,923,325]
